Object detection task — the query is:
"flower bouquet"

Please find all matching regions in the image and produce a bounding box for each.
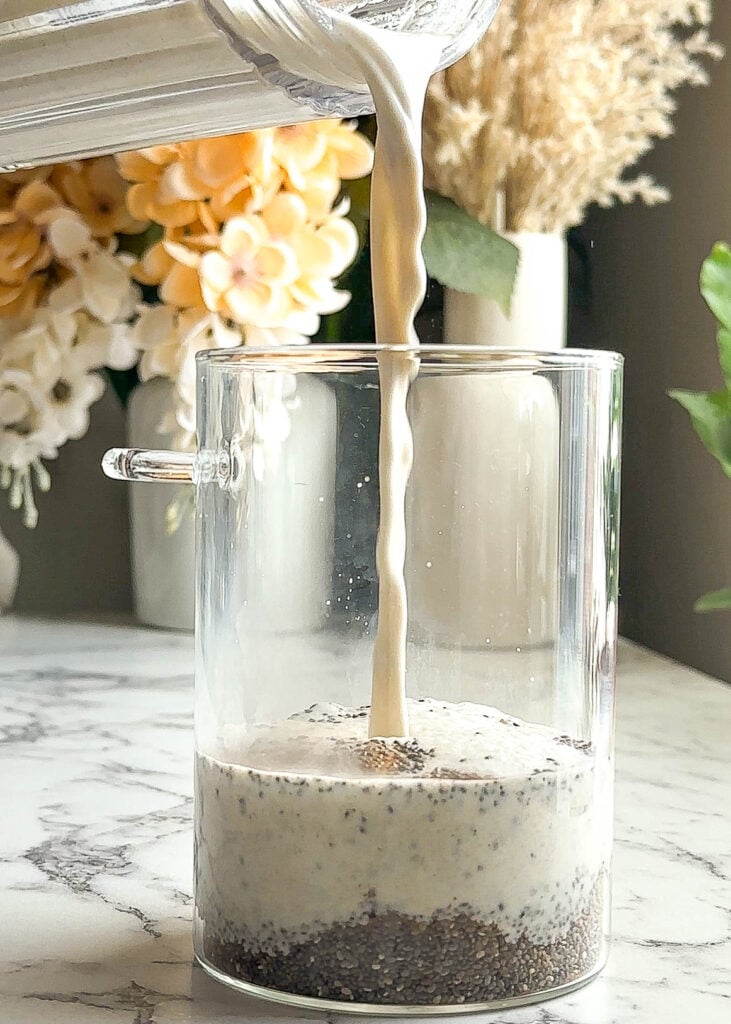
[0,121,374,529]
[0,121,376,617]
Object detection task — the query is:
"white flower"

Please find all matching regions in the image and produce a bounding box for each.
[132,306,240,448]
[0,367,63,471]
[77,248,139,323]
[45,210,140,325]
[0,306,77,388]
[0,309,78,525]
[0,307,106,455]
[46,369,105,441]
[0,321,61,388]
[49,246,139,325]
[1,178,145,528]
[0,289,133,525]
[130,304,181,380]
[45,210,92,260]
[75,314,139,371]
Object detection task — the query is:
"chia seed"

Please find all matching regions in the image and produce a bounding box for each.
[195,698,607,1009]
[201,880,604,1006]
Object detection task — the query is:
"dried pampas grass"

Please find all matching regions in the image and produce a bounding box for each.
[424,0,723,232]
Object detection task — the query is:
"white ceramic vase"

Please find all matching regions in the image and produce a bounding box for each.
[127,379,195,630]
[0,525,19,613]
[407,232,565,653]
[128,375,337,634]
[443,232,567,350]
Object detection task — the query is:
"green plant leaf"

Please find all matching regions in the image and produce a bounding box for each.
[669,388,731,477]
[695,587,731,612]
[421,191,519,315]
[700,243,731,384]
[718,328,731,386]
[701,242,731,330]
[671,243,731,615]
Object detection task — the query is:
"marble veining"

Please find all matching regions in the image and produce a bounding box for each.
[0,617,729,1023]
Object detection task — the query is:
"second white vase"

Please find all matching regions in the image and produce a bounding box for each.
[444,231,567,349]
[407,232,564,654]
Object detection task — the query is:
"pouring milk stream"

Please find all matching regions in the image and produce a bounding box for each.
[324,17,446,738]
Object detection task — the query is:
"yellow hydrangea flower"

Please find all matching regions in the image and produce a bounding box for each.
[0,180,62,319]
[51,157,146,239]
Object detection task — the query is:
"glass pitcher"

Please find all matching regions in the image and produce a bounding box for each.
[0,0,501,169]
[103,344,623,1013]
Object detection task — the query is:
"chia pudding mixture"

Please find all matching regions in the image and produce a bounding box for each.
[194,698,606,1005]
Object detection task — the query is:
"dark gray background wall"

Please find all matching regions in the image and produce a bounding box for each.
[573,3,731,681]
[0,390,132,613]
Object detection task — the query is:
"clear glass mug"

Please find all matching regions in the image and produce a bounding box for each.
[0,0,501,168]
[103,344,623,1014]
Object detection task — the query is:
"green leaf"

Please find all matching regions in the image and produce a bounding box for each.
[421,191,519,315]
[669,388,731,477]
[701,242,731,331]
[695,587,731,612]
[700,243,731,384]
[718,328,731,386]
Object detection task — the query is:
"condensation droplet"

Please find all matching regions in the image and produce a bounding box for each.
[318,496,325,503]
[356,482,363,489]
[325,600,331,606]
[364,475,371,483]
[529,675,535,683]
[485,638,491,645]
[516,647,522,653]
[425,561,432,568]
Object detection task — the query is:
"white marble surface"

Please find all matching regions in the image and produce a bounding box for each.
[0,617,729,1024]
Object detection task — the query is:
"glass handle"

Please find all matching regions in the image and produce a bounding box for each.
[102,448,196,484]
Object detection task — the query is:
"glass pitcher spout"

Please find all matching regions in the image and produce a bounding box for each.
[0,0,501,168]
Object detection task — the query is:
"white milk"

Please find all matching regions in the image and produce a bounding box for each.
[326,17,446,738]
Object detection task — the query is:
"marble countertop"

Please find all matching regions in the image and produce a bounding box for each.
[0,617,729,1024]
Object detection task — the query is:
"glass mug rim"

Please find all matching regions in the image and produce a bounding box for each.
[102,344,622,483]
[196,344,623,373]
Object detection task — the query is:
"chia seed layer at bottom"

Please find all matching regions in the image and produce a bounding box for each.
[199,881,604,1006]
